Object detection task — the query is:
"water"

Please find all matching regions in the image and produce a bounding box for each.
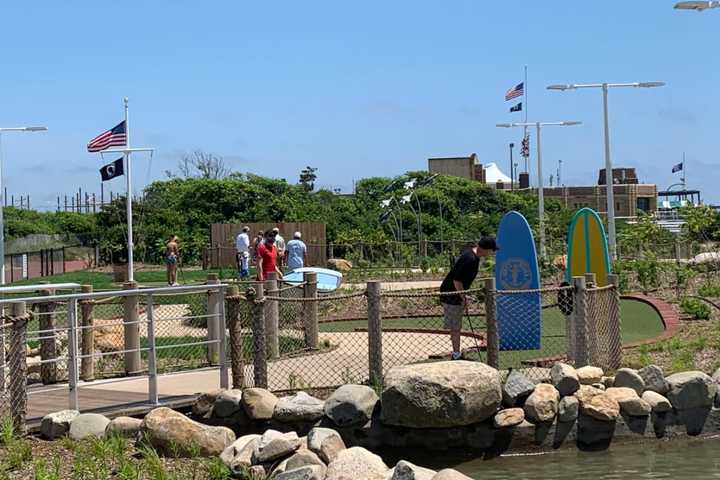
[395,437,720,479]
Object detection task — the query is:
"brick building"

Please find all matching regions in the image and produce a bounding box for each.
[536,183,657,217]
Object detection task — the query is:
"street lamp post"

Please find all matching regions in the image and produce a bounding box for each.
[509,143,515,191]
[0,126,48,284]
[674,1,720,10]
[547,82,664,259]
[497,121,581,260]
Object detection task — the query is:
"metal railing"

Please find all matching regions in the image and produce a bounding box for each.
[0,282,228,432]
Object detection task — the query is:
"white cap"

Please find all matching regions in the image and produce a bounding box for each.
[272,227,280,233]
[294,232,302,239]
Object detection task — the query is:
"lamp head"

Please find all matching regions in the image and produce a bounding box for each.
[637,81,666,88]
[547,84,574,91]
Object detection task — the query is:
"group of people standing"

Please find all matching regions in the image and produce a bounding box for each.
[235,226,307,281]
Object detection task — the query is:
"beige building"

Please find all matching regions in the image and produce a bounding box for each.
[535,184,657,217]
[428,154,484,182]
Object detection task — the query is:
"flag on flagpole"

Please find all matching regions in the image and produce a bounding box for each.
[510,102,522,113]
[521,135,530,158]
[672,162,684,173]
[100,157,124,181]
[87,121,127,152]
[505,82,524,101]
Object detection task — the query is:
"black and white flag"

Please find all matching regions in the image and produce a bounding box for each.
[100,157,124,181]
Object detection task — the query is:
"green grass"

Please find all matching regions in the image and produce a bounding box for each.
[6,268,244,290]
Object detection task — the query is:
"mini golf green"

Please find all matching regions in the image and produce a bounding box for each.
[317,299,665,368]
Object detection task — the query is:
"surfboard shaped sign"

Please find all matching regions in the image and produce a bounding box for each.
[495,211,541,350]
[566,207,612,287]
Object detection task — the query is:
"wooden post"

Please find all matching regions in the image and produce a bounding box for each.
[80,285,95,381]
[264,273,280,359]
[484,278,499,369]
[420,238,428,258]
[303,272,319,349]
[328,242,334,261]
[572,276,589,367]
[207,273,221,364]
[38,290,58,385]
[123,281,141,375]
[251,282,268,388]
[367,281,383,386]
[9,302,28,435]
[607,274,623,370]
[226,285,245,389]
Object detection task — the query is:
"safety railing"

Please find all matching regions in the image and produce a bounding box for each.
[238,275,622,392]
[0,281,228,433]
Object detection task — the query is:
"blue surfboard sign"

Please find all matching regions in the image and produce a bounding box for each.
[495,211,541,350]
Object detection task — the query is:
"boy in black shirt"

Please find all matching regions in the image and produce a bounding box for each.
[440,236,497,359]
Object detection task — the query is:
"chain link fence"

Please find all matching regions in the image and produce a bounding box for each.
[586,284,622,371]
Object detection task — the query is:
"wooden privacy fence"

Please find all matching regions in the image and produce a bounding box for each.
[209,222,327,269]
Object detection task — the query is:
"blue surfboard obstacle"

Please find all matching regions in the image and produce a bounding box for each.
[282,267,343,292]
[495,211,541,350]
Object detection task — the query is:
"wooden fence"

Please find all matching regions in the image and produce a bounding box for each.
[208,222,327,269]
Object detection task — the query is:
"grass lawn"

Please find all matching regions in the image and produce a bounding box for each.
[5,267,248,291]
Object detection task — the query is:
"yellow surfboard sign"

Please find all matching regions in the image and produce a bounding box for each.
[566,208,612,287]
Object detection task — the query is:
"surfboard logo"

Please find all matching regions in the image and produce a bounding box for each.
[499,257,532,290]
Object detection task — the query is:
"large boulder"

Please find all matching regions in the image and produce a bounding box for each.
[432,470,473,480]
[642,391,672,413]
[328,258,353,273]
[558,396,579,423]
[389,460,437,480]
[105,416,142,438]
[141,407,235,457]
[523,384,559,423]
[275,450,327,478]
[613,369,645,396]
[502,370,536,407]
[605,387,651,416]
[276,465,327,480]
[381,361,501,428]
[666,371,717,410]
[639,365,670,395]
[242,388,279,420]
[213,389,244,418]
[40,410,79,440]
[252,430,302,464]
[550,363,580,396]
[274,392,326,423]
[493,408,524,428]
[221,434,261,473]
[326,447,388,480]
[580,393,620,422]
[574,385,604,405]
[576,366,604,386]
[69,414,110,440]
[324,384,379,427]
[308,427,347,464]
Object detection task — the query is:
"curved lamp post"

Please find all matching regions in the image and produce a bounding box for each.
[0,126,48,284]
[547,81,665,259]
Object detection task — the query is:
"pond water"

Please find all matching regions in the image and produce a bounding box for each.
[393,437,720,479]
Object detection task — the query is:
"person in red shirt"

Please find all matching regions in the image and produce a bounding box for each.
[256,233,283,281]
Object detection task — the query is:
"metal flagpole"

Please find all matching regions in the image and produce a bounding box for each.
[682,152,687,190]
[123,97,134,282]
[524,65,529,176]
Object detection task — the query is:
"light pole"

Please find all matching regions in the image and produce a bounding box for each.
[497,121,582,260]
[0,126,48,285]
[509,143,515,191]
[674,1,720,10]
[547,81,665,259]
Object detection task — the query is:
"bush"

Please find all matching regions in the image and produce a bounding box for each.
[699,281,720,298]
[680,298,711,320]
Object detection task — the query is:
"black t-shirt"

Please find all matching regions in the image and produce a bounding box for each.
[440,249,480,304]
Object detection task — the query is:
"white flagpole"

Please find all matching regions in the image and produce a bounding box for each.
[682,152,687,190]
[524,65,529,177]
[123,97,134,283]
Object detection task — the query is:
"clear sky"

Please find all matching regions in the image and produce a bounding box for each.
[0,1,718,210]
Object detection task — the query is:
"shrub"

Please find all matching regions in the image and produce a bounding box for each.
[680,298,711,320]
[699,281,720,298]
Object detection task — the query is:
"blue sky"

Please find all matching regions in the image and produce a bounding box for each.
[0,1,718,209]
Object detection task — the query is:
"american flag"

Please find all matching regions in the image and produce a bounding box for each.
[87,121,127,152]
[505,82,524,101]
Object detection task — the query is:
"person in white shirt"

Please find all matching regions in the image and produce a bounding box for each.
[235,226,251,279]
[272,227,286,267]
[285,232,307,271]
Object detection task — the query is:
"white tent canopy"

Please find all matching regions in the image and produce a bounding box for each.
[484,163,512,184]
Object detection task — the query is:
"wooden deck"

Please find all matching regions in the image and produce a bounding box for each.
[25,385,197,432]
